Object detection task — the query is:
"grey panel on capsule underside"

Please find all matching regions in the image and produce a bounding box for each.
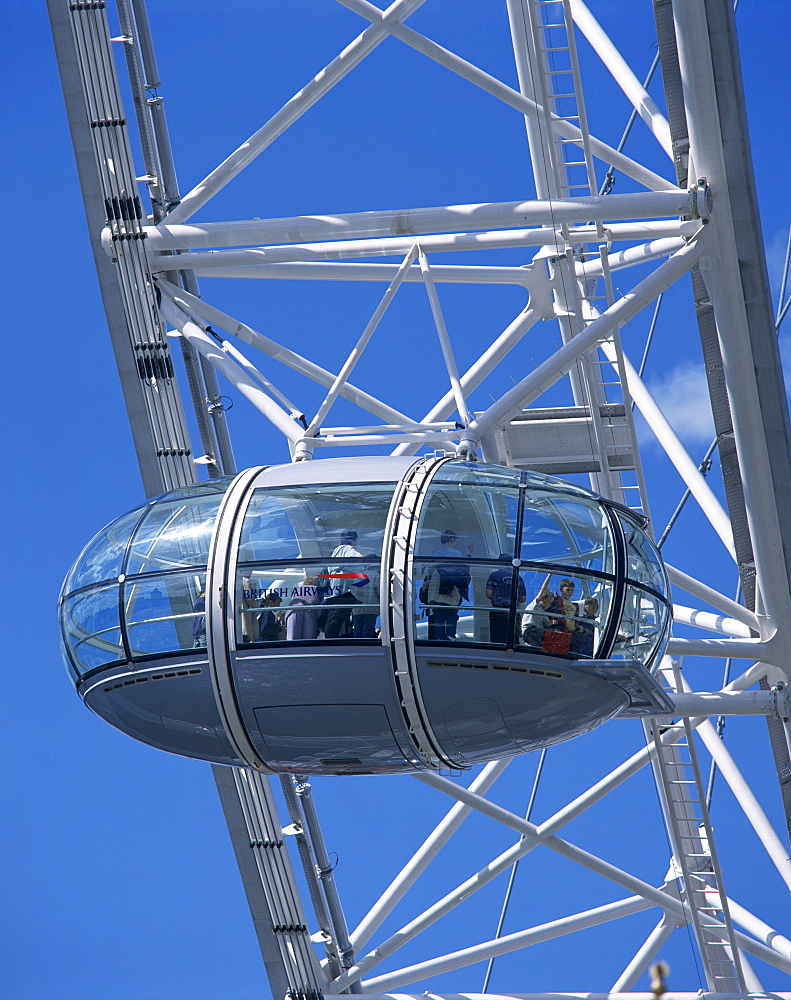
[443,697,521,757]
[232,647,416,762]
[253,704,411,771]
[418,656,629,760]
[82,663,241,763]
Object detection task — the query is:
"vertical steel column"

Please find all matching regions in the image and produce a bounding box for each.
[47,0,194,497]
[117,0,236,477]
[47,6,326,997]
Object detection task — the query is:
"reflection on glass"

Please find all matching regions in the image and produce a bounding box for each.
[62,585,123,674]
[432,462,523,487]
[237,560,382,643]
[618,514,668,597]
[150,478,233,501]
[415,485,518,562]
[432,461,599,498]
[64,508,145,592]
[413,559,609,657]
[125,572,205,655]
[238,484,395,566]
[519,577,608,656]
[612,584,667,666]
[126,498,223,575]
[521,495,612,573]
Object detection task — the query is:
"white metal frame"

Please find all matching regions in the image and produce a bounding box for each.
[48,0,791,997]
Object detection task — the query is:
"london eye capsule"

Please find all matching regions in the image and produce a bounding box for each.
[59,456,672,774]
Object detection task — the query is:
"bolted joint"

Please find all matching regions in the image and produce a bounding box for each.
[293,438,315,462]
[693,177,712,223]
[455,433,480,461]
[772,682,790,723]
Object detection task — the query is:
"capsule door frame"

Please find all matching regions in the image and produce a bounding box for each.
[206,465,273,771]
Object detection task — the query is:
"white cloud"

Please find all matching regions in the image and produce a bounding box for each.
[642,362,715,448]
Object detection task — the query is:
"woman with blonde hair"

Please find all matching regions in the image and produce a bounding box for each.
[522,587,558,648]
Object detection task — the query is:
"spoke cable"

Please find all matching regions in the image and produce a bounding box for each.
[481,748,547,992]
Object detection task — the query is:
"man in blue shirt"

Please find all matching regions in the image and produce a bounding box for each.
[485,554,526,645]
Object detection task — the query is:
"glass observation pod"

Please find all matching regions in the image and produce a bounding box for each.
[59,456,673,775]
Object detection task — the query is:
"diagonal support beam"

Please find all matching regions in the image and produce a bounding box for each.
[159,296,304,443]
[569,0,672,158]
[166,0,429,225]
[336,0,679,192]
[157,279,419,427]
[418,248,472,427]
[349,758,511,953]
[597,338,735,559]
[466,239,705,444]
[304,246,419,438]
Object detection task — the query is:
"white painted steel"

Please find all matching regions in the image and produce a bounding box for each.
[374,996,785,1000]
[673,2,791,655]
[722,897,791,964]
[165,0,430,225]
[467,239,705,442]
[158,279,418,427]
[330,719,722,993]
[670,605,751,638]
[672,671,791,892]
[147,221,697,272]
[304,246,419,439]
[669,691,785,719]
[610,917,676,993]
[336,0,679,192]
[51,1,791,996]
[361,896,654,991]
[665,637,766,660]
[576,238,687,278]
[137,192,692,252]
[375,995,784,1000]
[417,249,473,429]
[569,0,672,158]
[665,564,761,632]
[158,297,305,444]
[349,759,512,954]
[598,337,736,558]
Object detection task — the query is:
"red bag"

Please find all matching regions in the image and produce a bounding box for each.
[542,629,572,654]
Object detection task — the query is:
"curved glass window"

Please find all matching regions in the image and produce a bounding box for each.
[433,461,599,497]
[149,478,234,501]
[521,494,613,574]
[61,481,230,677]
[612,584,668,665]
[61,585,123,675]
[414,557,611,656]
[235,483,395,644]
[238,484,394,565]
[236,559,382,643]
[411,466,669,663]
[126,496,223,575]
[618,514,668,598]
[63,507,146,593]
[124,571,207,656]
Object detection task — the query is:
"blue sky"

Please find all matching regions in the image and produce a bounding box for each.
[3,2,791,998]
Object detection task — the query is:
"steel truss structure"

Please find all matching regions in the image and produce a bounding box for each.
[48,1,791,998]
